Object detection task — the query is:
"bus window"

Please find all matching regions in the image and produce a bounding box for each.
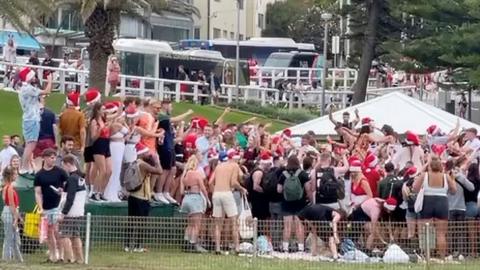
[264,54,293,68]
[119,51,156,77]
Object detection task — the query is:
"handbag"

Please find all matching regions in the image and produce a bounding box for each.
[414,174,427,214]
[238,194,254,239]
[24,205,40,239]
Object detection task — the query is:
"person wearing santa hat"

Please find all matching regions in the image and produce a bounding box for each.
[426,119,460,147]
[18,68,53,175]
[391,130,424,172]
[59,92,86,162]
[349,158,373,207]
[103,107,130,202]
[341,117,391,161]
[362,152,381,197]
[82,88,102,190]
[401,166,419,244]
[210,147,247,254]
[124,143,163,253]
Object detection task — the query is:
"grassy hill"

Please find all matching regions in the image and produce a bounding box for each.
[0,90,289,139]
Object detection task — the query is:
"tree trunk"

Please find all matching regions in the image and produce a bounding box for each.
[84,7,119,93]
[352,0,381,105]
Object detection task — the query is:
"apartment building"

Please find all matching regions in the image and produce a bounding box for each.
[193,0,283,40]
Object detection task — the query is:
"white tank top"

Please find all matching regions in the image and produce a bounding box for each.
[423,173,448,197]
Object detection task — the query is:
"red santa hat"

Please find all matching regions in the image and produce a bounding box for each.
[84,88,101,105]
[18,67,35,82]
[363,152,378,169]
[259,150,273,164]
[125,105,139,118]
[103,102,118,114]
[227,149,241,160]
[198,118,209,130]
[427,125,441,136]
[405,130,420,146]
[383,197,398,211]
[135,143,149,156]
[349,158,362,172]
[282,129,292,138]
[404,166,418,177]
[66,92,80,108]
[272,136,281,145]
[361,117,374,127]
[183,133,197,149]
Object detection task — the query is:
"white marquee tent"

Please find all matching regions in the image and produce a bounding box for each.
[288,91,480,136]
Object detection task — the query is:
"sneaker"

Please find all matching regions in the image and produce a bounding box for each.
[133,247,147,253]
[90,193,100,201]
[99,194,108,202]
[194,244,208,253]
[163,193,178,204]
[124,247,131,252]
[153,193,170,204]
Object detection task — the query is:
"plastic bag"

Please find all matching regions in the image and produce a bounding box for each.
[383,244,410,264]
[238,194,254,239]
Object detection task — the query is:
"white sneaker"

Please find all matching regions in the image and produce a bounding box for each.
[163,192,178,204]
[154,193,170,204]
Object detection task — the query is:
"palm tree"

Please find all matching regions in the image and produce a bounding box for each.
[0,0,199,91]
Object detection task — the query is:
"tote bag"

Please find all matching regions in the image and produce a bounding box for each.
[238,194,254,239]
[414,174,427,214]
[24,205,40,239]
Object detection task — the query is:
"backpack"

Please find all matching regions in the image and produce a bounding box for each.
[282,169,304,201]
[315,167,345,204]
[124,160,146,192]
[261,167,280,195]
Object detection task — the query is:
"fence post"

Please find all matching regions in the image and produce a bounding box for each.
[85,212,91,265]
[59,70,66,93]
[158,81,164,100]
[227,87,233,104]
[175,83,181,103]
[193,84,199,104]
[139,78,146,99]
[243,88,248,104]
[274,90,279,105]
[120,76,126,96]
[253,218,258,259]
[289,92,293,111]
[260,89,266,106]
[425,222,431,269]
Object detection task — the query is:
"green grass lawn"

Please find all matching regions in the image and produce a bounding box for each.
[1,249,479,270]
[0,90,289,139]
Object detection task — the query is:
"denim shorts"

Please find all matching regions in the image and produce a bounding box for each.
[180,193,206,215]
[466,202,479,219]
[43,208,60,225]
[22,120,40,143]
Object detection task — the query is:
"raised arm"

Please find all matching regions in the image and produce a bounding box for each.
[215,107,231,126]
[171,109,193,123]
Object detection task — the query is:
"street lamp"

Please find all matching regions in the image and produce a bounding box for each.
[321,12,332,116]
[235,0,241,102]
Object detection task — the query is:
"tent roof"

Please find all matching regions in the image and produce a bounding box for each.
[288,91,480,136]
[0,30,41,51]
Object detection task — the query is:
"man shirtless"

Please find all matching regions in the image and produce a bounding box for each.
[209,152,247,254]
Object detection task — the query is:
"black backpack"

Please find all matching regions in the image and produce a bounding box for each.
[261,167,280,195]
[315,167,345,204]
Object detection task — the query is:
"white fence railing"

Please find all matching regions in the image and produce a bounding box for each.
[0,61,419,111]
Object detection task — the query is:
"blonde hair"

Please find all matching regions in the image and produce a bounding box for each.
[185,155,199,172]
[430,156,443,173]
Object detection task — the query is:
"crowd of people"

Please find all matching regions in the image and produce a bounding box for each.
[2,64,480,264]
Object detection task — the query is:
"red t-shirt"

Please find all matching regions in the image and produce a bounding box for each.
[362,167,381,197]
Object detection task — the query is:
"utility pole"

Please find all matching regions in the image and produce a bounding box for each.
[235,0,241,102]
[321,13,332,115]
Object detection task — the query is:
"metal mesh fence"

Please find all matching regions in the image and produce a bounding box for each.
[0,211,479,269]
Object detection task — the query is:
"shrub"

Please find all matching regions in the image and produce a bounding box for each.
[220,101,316,124]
